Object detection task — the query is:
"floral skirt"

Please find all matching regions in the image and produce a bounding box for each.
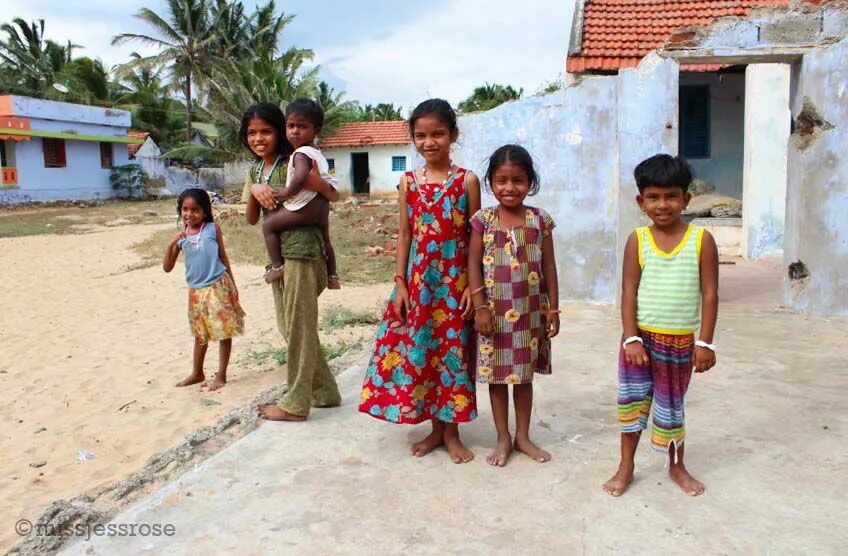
[187,273,245,343]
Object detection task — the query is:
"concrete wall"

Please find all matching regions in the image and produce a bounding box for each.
[784,38,848,315]
[454,76,619,303]
[0,96,131,127]
[1,137,130,202]
[668,3,848,53]
[680,72,745,198]
[322,145,411,195]
[742,63,791,260]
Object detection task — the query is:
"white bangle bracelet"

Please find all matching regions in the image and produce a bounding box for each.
[695,340,716,352]
[622,336,643,350]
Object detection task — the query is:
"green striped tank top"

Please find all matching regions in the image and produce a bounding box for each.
[636,224,704,335]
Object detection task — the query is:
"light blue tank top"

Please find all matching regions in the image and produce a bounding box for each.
[178,223,226,289]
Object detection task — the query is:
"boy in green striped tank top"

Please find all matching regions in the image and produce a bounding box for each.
[603,154,719,498]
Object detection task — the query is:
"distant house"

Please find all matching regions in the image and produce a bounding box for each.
[320,121,411,196]
[0,95,143,202]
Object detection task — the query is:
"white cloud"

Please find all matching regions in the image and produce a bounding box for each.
[314,0,575,109]
[10,0,161,70]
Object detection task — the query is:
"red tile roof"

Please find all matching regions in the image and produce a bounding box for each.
[320,121,410,149]
[566,0,792,73]
[127,132,149,157]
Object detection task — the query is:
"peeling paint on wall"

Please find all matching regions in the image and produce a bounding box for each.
[785,37,848,315]
[455,78,619,303]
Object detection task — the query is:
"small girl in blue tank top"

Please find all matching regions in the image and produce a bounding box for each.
[163,188,245,391]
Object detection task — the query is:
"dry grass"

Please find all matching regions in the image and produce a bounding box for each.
[1,197,399,285]
[0,199,176,238]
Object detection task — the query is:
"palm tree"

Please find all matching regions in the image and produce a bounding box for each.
[458,83,523,113]
[0,18,75,95]
[112,0,216,141]
[315,81,358,135]
[115,54,186,146]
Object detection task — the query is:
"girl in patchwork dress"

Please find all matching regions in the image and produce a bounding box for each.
[359,99,481,464]
[163,188,245,392]
[468,145,560,467]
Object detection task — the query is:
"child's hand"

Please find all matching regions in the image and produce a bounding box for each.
[172,229,186,243]
[459,287,474,319]
[693,346,716,373]
[474,307,495,337]
[545,312,560,338]
[625,342,649,367]
[390,282,411,328]
[251,183,278,210]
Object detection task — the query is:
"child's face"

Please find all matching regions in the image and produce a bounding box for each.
[180,196,205,228]
[491,162,530,209]
[412,115,456,165]
[637,185,691,227]
[286,113,317,149]
[246,116,277,160]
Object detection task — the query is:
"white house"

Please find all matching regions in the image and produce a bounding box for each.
[0,95,143,202]
[320,121,411,196]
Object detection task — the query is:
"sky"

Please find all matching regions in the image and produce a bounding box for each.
[8,0,576,111]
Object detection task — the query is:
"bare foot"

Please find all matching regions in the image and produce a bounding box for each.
[669,464,705,496]
[208,373,226,391]
[603,465,634,497]
[257,404,306,421]
[410,429,443,457]
[444,430,474,464]
[176,373,204,387]
[486,434,513,467]
[328,276,341,290]
[264,265,285,284]
[514,436,551,463]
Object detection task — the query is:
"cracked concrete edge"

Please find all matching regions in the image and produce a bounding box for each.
[6,348,370,556]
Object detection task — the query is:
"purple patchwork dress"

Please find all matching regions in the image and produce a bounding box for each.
[471,206,555,384]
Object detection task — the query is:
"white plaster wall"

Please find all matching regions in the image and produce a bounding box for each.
[680,72,745,199]
[455,77,619,304]
[5,137,130,202]
[785,38,848,315]
[742,64,790,260]
[322,145,410,195]
[617,54,681,303]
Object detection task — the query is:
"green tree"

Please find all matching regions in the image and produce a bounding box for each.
[315,81,359,135]
[113,0,217,141]
[353,102,403,122]
[0,18,75,95]
[115,54,186,147]
[458,83,523,113]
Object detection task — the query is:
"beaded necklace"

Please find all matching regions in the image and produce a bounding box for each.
[257,155,282,185]
[185,222,206,250]
[417,162,457,209]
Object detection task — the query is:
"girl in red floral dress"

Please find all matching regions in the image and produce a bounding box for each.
[359,99,481,464]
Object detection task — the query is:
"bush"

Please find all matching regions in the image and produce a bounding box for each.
[110,164,146,198]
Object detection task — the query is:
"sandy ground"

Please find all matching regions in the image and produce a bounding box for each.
[0,223,391,552]
[53,259,848,555]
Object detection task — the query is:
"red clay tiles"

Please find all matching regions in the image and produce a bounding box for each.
[320,121,410,149]
[567,0,792,72]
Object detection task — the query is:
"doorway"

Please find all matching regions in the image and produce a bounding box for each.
[351,152,370,195]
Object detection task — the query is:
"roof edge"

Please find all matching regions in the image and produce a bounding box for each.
[567,0,587,56]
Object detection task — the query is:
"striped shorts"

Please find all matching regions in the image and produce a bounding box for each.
[617,330,694,452]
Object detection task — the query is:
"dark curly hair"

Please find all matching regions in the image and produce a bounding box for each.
[484,144,540,196]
